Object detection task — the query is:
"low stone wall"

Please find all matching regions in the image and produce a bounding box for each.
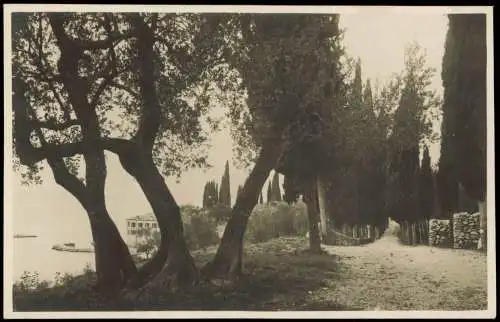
[453,212,480,249]
[428,219,452,247]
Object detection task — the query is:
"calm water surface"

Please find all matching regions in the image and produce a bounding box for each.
[13,233,96,282]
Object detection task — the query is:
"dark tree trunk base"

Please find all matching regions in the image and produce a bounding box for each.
[123,245,169,292]
[123,243,199,300]
[90,215,138,298]
[201,215,246,281]
[201,239,243,281]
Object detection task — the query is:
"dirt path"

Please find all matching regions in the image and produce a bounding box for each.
[314,232,488,310]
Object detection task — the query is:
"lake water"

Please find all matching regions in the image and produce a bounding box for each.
[12,234,96,283]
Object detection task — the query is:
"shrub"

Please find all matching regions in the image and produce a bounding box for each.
[54,271,74,288]
[13,271,49,292]
[135,231,161,260]
[205,203,233,224]
[181,205,220,250]
[246,201,309,244]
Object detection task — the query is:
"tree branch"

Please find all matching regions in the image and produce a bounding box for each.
[30,118,80,131]
[13,75,82,164]
[47,156,89,207]
[75,32,133,50]
[109,81,140,100]
[128,14,162,152]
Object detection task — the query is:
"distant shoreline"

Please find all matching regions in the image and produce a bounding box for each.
[14,234,38,238]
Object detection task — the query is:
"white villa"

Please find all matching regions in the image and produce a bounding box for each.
[126,214,160,246]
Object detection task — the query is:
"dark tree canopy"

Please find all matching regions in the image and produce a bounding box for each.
[440,14,487,202]
[419,145,435,219]
[386,42,441,224]
[203,180,219,208]
[283,174,300,205]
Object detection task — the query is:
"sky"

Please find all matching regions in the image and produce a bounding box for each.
[9,8,449,240]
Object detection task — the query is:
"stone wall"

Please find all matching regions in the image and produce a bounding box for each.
[428,219,452,247]
[453,212,480,249]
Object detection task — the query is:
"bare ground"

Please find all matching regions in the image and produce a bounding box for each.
[314,234,488,310]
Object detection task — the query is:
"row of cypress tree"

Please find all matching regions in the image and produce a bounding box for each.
[203,163,285,208]
[202,161,231,208]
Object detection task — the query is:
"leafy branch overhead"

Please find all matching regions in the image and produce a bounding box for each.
[12,12,235,183]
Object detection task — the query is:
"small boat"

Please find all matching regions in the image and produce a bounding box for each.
[52,243,94,253]
[14,234,38,238]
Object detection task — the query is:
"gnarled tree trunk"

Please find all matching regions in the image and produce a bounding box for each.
[118,148,198,291]
[85,146,139,296]
[87,205,138,295]
[48,156,137,297]
[201,141,284,280]
[47,13,138,296]
[13,73,137,297]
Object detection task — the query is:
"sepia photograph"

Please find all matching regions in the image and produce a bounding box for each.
[3,5,495,319]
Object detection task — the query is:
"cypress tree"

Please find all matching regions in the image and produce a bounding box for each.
[436,125,460,218]
[358,77,385,226]
[219,161,231,207]
[441,14,487,249]
[442,14,486,203]
[419,145,434,219]
[214,182,219,205]
[388,87,421,224]
[204,180,218,208]
[387,43,439,226]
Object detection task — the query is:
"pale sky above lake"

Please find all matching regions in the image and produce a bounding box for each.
[10,8,449,239]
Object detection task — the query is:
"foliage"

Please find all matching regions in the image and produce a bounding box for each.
[131,206,222,253]
[386,42,442,224]
[418,146,435,219]
[12,13,230,182]
[13,263,95,295]
[220,14,344,170]
[282,174,300,205]
[245,201,309,244]
[323,60,397,227]
[180,205,220,251]
[13,271,50,293]
[135,231,161,259]
[436,148,460,217]
[218,160,231,207]
[440,14,486,202]
[202,180,219,208]
[205,203,233,224]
